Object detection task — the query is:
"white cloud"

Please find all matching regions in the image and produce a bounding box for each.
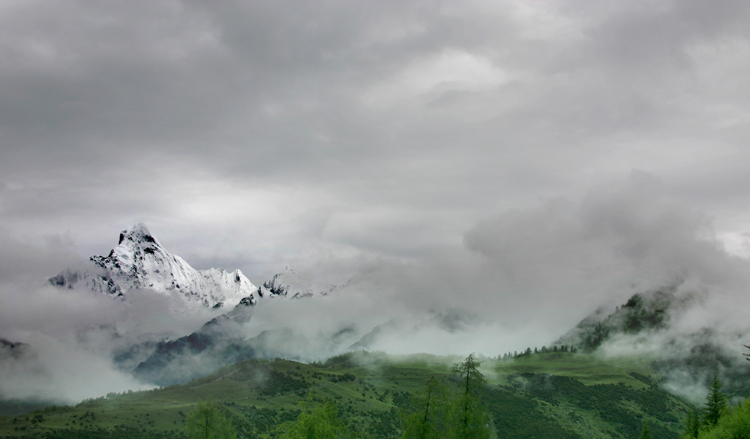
[362,49,509,107]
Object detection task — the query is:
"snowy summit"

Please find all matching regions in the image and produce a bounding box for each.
[49,223,256,309]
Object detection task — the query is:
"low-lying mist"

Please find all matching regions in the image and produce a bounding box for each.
[2,172,749,405]
[0,260,228,403]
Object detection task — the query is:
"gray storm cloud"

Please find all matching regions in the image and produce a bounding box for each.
[2,0,750,282]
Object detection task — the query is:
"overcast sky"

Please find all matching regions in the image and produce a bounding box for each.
[2,0,750,287]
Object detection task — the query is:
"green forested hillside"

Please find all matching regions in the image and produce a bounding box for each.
[0,351,692,439]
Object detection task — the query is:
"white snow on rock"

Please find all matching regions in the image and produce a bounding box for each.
[49,223,256,309]
[256,266,317,299]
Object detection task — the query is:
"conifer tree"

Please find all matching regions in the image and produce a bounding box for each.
[693,397,750,438]
[402,355,494,439]
[638,421,653,439]
[704,372,728,427]
[682,407,701,439]
[400,377,451,439]
[638,421,652,439]
[451,353,492,439]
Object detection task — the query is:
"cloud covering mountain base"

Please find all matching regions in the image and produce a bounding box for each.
[2,173,750,405]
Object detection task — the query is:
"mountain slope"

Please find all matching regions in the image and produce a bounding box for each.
[0,352,691,439]
[48,223,257,309]
[128,268,354,386]
[556,285,750,400]
[349,309,476,351]
[557,286,680,352]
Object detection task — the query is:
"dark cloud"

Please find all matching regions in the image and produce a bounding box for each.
[2,2,749,262]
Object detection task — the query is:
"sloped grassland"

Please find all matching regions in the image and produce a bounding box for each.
[0,351,691,439]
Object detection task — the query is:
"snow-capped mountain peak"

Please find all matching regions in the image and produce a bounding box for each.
[49,224,257,309]
[257,266,315,299]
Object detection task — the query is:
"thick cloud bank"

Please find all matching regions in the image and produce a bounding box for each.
[2,173,749,403]
[339,172,739,349]
[0,232,227,403]
[225,172,750,365]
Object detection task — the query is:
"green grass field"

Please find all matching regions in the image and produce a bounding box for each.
[492,352,656,387]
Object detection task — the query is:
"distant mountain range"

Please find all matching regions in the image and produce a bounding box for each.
[8,223,749,401]
[40,224,347,385]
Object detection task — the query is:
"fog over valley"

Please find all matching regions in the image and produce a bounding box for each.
[2,2,750,435]
[2,174,750,404]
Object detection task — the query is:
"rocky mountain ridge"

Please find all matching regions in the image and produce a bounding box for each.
[256,267,316,299]
[128,267,351,386]
[48,223,257,309]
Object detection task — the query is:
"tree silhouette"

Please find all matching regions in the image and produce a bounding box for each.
[703,372,728,427]
[402,354,493,439]
[682,407,701,439]
[451,353,492,439]
[400,377,451,439]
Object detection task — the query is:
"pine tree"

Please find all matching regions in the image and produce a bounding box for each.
[682,407,701,439]
[694,398,750,438]
[704,372,728,427]
[184,399,237,439]
[451,353,492,439]
[400,377,451,439]
[638,421,652,439]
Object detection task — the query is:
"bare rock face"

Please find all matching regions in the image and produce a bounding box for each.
[48,223,256,309]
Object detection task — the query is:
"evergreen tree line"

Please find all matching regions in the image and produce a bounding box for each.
[498,344,578,360]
